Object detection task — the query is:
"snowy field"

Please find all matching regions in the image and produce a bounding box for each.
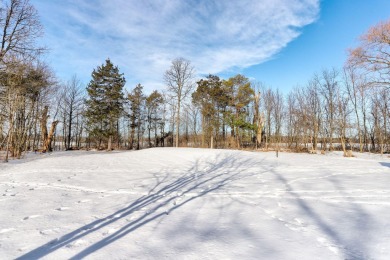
[0,148,389,259]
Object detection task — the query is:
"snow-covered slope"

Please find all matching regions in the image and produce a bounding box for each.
[0,148,389,259]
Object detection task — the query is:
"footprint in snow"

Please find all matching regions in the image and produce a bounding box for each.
[102,228,118,236]
[294,218,304,225]
[126,216,136,221]
[0,228,15,234]
[107,213,122,220]
[284,223,305,232]
[66,239,87,248]
[82,223,99,231]
[22,215,41,220]
[40,229,59,235]
[113,213,122,218]
[18,246,29,252]
[2,193,16,196]
[77,199,90,203]
[55,207,70,211]
[316,237,340,255]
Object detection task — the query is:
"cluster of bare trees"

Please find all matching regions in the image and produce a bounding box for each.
[284,67,389,155]
[57,76,84,150]
[0,0,57,161]
[1,0,389,161]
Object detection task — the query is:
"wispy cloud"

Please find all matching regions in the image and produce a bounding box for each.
[34,0,319,91]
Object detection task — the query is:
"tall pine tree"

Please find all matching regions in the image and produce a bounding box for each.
[85,59,125,150]
[128,84,145,150]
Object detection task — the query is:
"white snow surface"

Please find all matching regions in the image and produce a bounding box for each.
[0,148,389,259]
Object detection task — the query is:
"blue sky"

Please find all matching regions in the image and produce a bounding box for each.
[32,0,390,93]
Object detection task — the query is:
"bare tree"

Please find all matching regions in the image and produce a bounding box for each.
[0,0,44,62]
[1,61,54,161]
[40,105,58,152]
[263,88,274,150]
[343,66,370,152]
[145,90,163,147]
[272,89,284,151]
[0,0,50,161]
[348,19,390,88]
[183,102,200,147]
[164,58,194,147]
[370,88,389,153]
[59,75,84,150]
[286,90,299,150]
[317,68,340,151]
[252,82,264,149]
[306,79,322,153]
[335,89,352,157]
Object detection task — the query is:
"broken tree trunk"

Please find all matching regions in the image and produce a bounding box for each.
[41,106,59,152]
[45,120,59,152]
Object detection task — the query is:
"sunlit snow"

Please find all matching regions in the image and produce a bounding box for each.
[0,148,389,259]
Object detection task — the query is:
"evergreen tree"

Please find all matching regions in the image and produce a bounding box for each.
[223,74,254,148]
[85,59,125,150]
[127,84,145,150]
[192,75,224,148]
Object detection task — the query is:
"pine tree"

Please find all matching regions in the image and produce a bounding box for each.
[192,75,224,148]
[127,84,145,150]
[85,59,125,150]
[223,75,254,148]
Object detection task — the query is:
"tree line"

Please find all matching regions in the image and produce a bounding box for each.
[0,0,389,162]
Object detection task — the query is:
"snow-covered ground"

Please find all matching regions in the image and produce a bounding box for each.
[0,148,389,259]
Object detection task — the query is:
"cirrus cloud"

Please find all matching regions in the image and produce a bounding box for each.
[34,0,319,91]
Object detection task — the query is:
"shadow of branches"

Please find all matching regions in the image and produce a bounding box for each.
[380,162,390,168]
[268,165,373,259]
[17,152,258,259]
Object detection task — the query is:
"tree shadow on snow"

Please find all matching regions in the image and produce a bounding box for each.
[16,152,259,259]
[380,162,390,168]
[269,166,374,259]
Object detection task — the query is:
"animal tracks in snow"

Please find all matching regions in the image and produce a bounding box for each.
[0,181,106,194]
[261,205,342,256]
[198,189,390,206]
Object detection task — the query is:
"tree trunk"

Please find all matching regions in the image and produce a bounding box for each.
[40,106,49,151]
[44,120,59,152]
[67,108,73,150]
[107,135,112,151]
[4,127,12,162]
[129,125,135,150]
[176,97,181,148]
[148,124,151,148]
